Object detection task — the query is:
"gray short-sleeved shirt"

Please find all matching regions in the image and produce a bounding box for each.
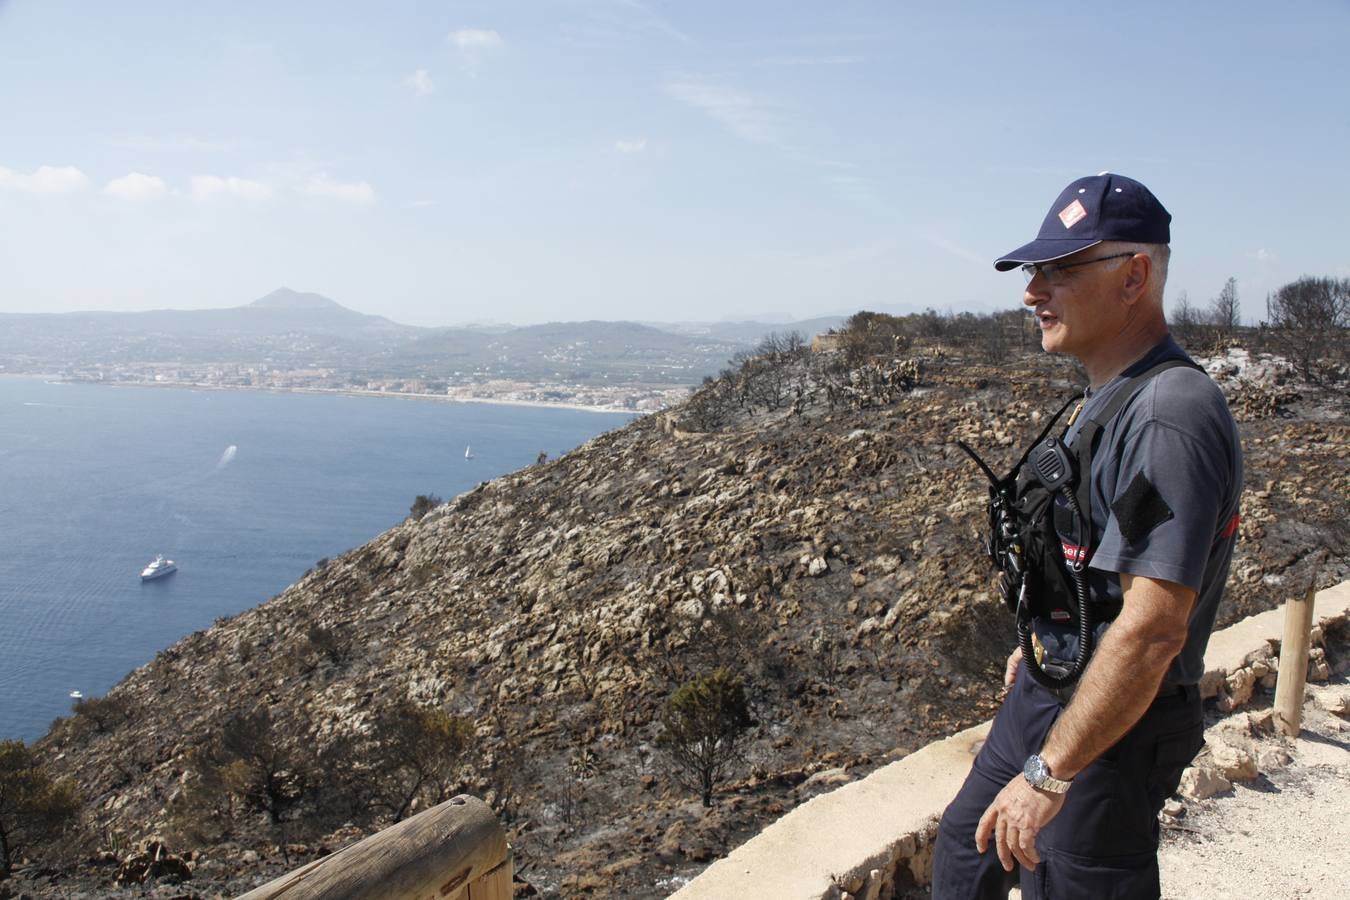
[1033,336,1243,686]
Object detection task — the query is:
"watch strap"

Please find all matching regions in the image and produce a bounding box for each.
[1035,773,1072,793]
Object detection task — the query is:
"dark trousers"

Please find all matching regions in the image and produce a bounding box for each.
[930,662,1203,900]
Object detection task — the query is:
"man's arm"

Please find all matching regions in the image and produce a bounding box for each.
[975,573,1195,871]
[1039,573,1195,778]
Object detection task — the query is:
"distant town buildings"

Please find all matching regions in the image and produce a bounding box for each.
[54,362,688,412]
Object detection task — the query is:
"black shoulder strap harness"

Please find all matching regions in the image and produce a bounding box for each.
[957,358,1200,689]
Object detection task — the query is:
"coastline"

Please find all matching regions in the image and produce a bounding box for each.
[8,374,649,416]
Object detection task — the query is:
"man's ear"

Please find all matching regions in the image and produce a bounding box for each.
[1121,253,1151,306]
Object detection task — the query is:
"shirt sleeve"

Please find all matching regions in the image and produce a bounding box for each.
[1090,418,1229,592]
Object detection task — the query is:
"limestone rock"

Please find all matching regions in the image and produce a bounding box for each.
[114,840,192,885]
[1178,766,1232,801]
[1259,746,1293,771]
[1308,648,1331,682]
[1246,708,1278,736]
[859,867,885,900]
[1199,667,1227,700]
[1318,691,1349,718]
[1209,740,1258,781]
[801,766,851,789]
[563,872,609,891]
[1224,667,1257,709]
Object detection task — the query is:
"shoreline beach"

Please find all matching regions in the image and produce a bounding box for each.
[7,374,652,416]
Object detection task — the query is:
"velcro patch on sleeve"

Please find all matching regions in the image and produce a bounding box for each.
[1111,471,1174,545]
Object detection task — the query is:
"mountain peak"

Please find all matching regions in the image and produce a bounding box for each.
[249,288,342,311]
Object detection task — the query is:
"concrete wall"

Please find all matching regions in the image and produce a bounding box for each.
[671,580,1350,900]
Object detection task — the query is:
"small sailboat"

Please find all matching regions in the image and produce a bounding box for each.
[464,445,473,460]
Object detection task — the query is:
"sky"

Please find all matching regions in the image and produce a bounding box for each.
[1,1,1346,327]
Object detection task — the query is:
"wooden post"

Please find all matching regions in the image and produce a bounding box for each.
[1273,558,1323,737]
[237,794,511,900]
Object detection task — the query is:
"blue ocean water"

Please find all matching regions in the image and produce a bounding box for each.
[0,379,634,742]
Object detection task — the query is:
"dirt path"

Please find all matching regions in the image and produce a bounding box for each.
[1157,679,1350,899]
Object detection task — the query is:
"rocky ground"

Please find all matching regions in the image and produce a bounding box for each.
[1157,676,1350,900]
[5,340,1347,898]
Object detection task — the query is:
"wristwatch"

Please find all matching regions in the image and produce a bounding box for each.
[1023,753,1073,794]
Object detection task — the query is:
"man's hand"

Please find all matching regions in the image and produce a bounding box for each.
[1003,646,1022,689]
[974,773,1066,872]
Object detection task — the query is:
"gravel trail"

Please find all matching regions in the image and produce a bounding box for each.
[1157,680,1350,900]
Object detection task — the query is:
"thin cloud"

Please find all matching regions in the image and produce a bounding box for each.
[666,77,877,199]
[104,172,168,202]
[448,28,503,75]
[615,137,647,154]
[750,55,865,67]
[405,68,435,96]
[665,78,793,149]
[303,173,376,206]
[556,1,690,48]
[615,0,691,43]
[803,237,900,270]
[448,28,503,51]
[821,172,879,203]
[1248,248,1276,263]
[919,232,986,265]
[190,175,272,202]
[107,135,245,153]
[728,32,883,49]
[0,164,89,194]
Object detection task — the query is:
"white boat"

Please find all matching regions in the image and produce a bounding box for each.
[464,445,473,460]
[69,690,84,700]
[141,555,177,581]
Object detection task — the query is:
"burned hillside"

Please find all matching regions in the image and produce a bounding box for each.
[19,315,1350,898]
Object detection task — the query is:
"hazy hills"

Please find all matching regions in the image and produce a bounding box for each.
[1,288,409,339]
[0,289,844,385]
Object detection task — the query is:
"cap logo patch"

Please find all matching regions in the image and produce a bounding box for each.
[1059,198,1088,229]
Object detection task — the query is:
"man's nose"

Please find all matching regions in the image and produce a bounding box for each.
[1023,272,1049,307]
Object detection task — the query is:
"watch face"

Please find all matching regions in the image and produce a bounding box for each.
[1024,754,1047,784]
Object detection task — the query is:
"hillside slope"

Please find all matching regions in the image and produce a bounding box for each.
[25,345,1350,898]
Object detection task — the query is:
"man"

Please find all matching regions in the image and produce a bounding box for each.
[930,173,1242,899]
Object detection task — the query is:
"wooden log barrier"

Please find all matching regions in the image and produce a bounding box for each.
[237,794,511,900]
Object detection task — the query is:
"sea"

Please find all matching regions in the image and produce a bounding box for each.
[0,378,636,743]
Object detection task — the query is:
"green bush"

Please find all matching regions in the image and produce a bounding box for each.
[332,701,475,822]
[409,494,443,521]
[658,668,754,807]
[71,694,130,733]
[306,624,351,666]
[0,740,80,879]
[217,707,312,825]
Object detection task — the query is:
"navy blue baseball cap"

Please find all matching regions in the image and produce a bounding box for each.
[993,173,1171,271]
